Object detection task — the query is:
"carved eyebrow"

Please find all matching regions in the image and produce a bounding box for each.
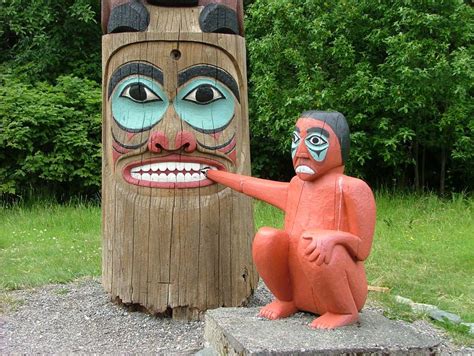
[294,127,301,133]
[178,65,240,102]
[307,127,330,137]
[108,62,164,98]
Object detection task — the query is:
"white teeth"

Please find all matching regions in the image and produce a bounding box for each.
[130,162,218,183]
[167,173,176,182]
[295,165,316,175]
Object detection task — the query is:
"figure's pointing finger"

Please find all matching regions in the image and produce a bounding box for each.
[200,166,211,175]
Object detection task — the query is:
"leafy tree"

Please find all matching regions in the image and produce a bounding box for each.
[0,0,101,82]
[246,0,473,193]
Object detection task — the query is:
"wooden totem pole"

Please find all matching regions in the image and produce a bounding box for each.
[101,0,257,319]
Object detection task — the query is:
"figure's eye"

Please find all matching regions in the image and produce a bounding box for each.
[120,83,162,103]
[306,134,327,146]
[183,84,224,105]
[291,132,301,143]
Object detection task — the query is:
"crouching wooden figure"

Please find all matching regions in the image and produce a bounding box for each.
[206,111,376,329]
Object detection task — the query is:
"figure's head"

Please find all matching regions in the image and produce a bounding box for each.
[291,111,350,181]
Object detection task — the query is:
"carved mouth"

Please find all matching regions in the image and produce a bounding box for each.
[123,155,223,188]
[295,165,316,175]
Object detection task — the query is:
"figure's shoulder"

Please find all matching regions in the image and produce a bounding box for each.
[340,174,374,196]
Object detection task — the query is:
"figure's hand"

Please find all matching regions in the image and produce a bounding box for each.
[302,233,338,266]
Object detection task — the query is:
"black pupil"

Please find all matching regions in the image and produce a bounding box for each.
[311,137,321,145]
[195,86,214,103]
[129,84,147,101]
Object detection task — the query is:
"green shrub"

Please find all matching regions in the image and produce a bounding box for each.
[246,0,474,192]
[0,71,101,198]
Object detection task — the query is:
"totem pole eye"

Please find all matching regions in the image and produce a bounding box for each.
[121,83,162,103]
[111,77,169,132]
[175,79,235,133]
[182,84,224,105]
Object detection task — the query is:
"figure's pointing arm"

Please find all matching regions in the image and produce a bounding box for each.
[206,170,289,211]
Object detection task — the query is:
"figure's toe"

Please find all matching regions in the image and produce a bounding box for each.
[258,300,297,320]
[310,312,358,329]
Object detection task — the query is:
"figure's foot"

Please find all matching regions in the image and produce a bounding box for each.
[258,300,297,320]
[310,312,358,329]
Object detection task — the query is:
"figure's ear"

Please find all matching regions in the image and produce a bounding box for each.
[102,0,150,34]
[199,3,239,35]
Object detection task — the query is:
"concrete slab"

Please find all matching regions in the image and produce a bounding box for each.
[204,307,441,355]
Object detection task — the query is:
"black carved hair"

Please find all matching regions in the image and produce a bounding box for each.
[300,110,350,164]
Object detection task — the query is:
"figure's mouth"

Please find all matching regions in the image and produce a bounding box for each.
[295,165,316,175]
[123,155,223,188]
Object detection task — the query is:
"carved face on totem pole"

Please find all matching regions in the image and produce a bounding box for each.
[101,0,257,317]
[291,111,350,181]
[103,0,247,194]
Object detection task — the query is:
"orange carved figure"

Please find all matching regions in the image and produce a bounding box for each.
[206,111,376,329]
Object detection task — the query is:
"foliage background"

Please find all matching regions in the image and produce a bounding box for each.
[0,0,473,198]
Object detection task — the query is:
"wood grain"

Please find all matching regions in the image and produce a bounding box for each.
[102,5,256,319]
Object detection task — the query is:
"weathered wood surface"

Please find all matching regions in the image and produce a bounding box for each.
[102,2,257,319]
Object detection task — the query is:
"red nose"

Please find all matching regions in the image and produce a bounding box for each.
[148,131,197,153]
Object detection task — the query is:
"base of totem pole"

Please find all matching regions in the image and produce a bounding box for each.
[203,307,441,355]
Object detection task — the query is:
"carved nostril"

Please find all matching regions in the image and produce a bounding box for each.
[175,131,197,153]
[148,131,169,153]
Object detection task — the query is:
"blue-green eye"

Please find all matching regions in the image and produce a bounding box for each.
[183,84,224,105]
[175,79,235,133]
[305,133,329,161]
[121,83,162,103]
[291,131,301,159]
[112,77,168,132]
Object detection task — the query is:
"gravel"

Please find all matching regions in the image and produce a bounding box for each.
[1,277,472,354]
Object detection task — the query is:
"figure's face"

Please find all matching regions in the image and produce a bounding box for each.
[105,41,242,193]
[291,117,342,181]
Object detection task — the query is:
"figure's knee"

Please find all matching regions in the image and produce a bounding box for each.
[252,227,289,269]
[253,227,288,251]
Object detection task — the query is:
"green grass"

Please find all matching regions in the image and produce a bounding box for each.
[0,201,101,289]
[0,193,472,343]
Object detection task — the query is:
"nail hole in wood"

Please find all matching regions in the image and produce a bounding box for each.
[170,49,181,60]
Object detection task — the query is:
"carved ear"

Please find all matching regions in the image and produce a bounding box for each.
[146,0,198,5]
[104,0,150,34]
[199,3,239,35]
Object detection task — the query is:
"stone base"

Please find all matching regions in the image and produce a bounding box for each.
[204,308,441,355]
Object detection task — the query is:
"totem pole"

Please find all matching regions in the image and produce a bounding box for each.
[101,0,257,319]
[206,111,376,329]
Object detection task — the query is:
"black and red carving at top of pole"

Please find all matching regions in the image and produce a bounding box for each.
[102,0,244,36]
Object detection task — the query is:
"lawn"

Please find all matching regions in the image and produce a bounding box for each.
[0,193,472,343]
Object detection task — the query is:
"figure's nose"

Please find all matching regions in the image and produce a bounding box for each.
[148,131,197,153]
[295,140,310,159]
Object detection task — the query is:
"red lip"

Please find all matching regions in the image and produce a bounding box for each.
[122,154,226,189]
